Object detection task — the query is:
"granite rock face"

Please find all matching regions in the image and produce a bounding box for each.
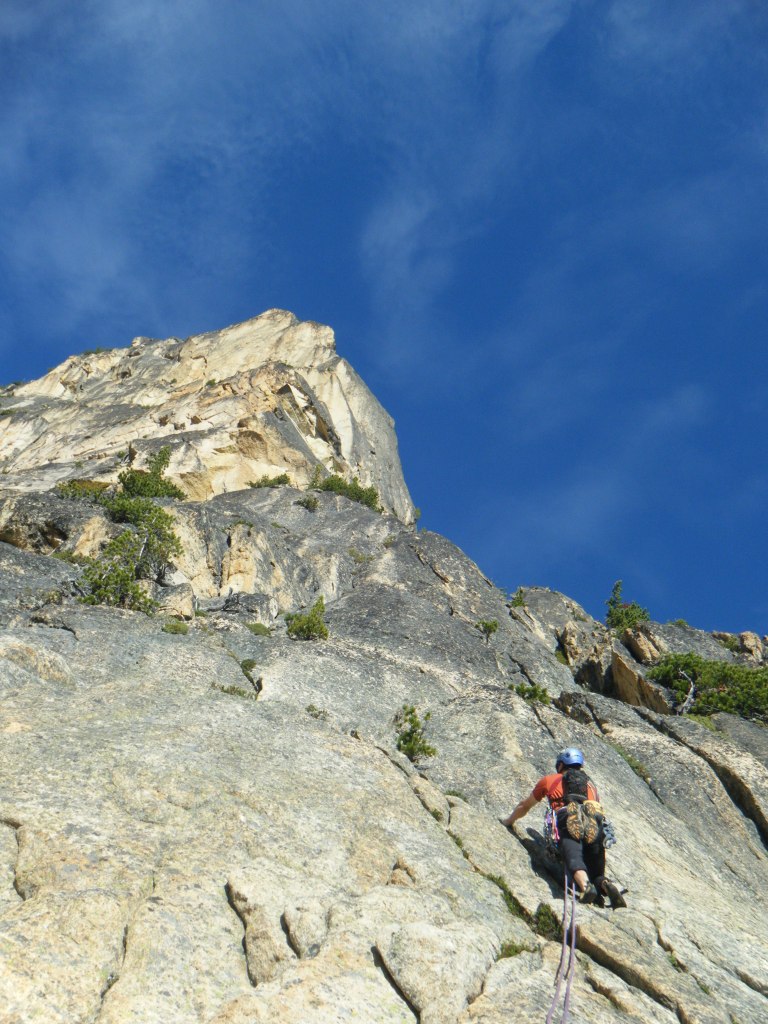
[0,310,414,522]
[0,316,767,1024]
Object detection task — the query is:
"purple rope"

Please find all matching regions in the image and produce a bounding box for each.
[545,866,572,1024]
[561,878,578,1023]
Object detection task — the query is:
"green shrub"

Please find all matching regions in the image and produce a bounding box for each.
[498,941,534,959]
[239,659,261,693]
[80,532,156,613]
[513,682,551,705]
[99,495,182,579]
[608,740,651,783]
[246,622,271,636]
[715,634,741,654]
[79,454,184,612]
[286,597,328,640]
[0,409,15,418]
[683,713,718,732]
[555,649,569,666]
[51,550,91,565]
[348,547,374,565]
[162,620,188,635]
[605,580,649,631]
[118,446,186,499]
[248,473,291,488]
[648,652,768,722]
[213,684,257,700]
[481,873,527,919]
[449,832,467,856]
[383,535,398,548]
[314,473,380,511]
[225,519,254,532]
[668,619,689,628]
[295,495,319,512]
[510,587,526,608]
[668,951,686,973]
[532,903,562,941]
[394,704,437,762]
[55,479,110,501]
[305,704,328,721]
[475,619,498,643]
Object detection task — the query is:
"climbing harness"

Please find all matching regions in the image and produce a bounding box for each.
[545,864,578,1024]
[543,806,560,853]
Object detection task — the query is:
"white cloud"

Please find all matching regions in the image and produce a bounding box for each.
[605,0,752,68]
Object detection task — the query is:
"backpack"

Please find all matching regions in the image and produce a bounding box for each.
[562,769,604,844]
[561,767,591,804]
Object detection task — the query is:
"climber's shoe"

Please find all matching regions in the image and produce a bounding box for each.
[580,883,599,905]
[601,879,627,909]
[565,803,583,841]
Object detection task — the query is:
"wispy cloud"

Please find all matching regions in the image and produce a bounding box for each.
[465,380,710,583]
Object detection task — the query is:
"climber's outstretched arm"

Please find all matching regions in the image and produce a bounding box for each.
[501,793,538,828]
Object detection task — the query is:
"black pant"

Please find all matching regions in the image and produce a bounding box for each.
[556,810,605,888]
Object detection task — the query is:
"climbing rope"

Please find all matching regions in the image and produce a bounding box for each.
[545,865,578,1024]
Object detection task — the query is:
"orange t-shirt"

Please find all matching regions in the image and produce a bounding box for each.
[532,773,599,811]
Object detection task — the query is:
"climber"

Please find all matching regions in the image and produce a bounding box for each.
[502,747,626,908]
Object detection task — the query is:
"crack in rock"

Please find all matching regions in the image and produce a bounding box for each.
[224,881,296,986]
[735,966,768,998]
[225,881,255,987]
[636,710,768,850]
[93,872,156,1022]
[1,819,24,903]
[371,945,421,1022]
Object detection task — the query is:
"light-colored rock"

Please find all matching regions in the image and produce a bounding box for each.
[739,630,763,660]
[377,920,499,1024]
[611,648,673,713]
[0,310,415,522]
[623,626,666,664]
[2,316,768,1024]
[154,582,195,620]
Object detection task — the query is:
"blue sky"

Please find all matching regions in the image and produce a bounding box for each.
[2,1,767,631]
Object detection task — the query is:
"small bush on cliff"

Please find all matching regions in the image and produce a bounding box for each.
[56,479,110,501]
[286,597,328,640]
[99,495,182,579]
[80,449,184,613]
[118,446,186,499]
[605,580,649,632]
[509,587,526,608]
[314,473,380,512]
[295,495,319,512]
[394,704,437,763]
[648,652,768,722]
[475,619,498,643]
[513,682,551,705]
[246,622,271,636]
[80,532,156,613]
[162,620,188,635]
[248,473,291,488]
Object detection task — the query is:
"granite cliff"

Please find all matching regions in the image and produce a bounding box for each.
[0,313,766,1024]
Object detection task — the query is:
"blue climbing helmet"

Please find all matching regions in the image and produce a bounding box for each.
[555,747,584,770]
